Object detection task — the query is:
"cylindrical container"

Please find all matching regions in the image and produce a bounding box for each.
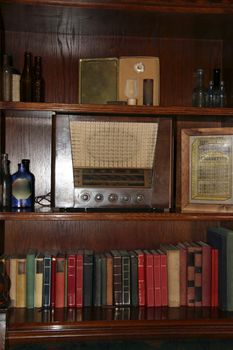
[143,79,153,106]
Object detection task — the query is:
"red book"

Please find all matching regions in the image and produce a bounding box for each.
[55,254,66,308]
[157,249,167,307]
[76,250,84,308]
[211,248,219,307]
[144,250,154,307]
[151,250,161,307]
[135,249,145,306]
[176,243,187,306]
[197,241,211,307]
[67,254,76,307]
[51,256,56,308]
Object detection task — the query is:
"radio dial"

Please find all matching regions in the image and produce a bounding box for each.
[121,194,130,202]
[80,192,90,202]
[108,193,118,202]
[95,193,104,202]
[136,194,144,202]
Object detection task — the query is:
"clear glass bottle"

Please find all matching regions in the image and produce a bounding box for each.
[2,54,12,101]
[0,153,11,208]
[11,160,35,209]
[32,56,45,102]
[20,52,33,102]
[192,68,207,107]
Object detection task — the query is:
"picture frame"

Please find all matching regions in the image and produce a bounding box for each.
[181,127,233,213]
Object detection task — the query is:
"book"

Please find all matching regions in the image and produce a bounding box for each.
[55,254,66,308]
[93,253,102,307]
[120,250,131,306]
[194,245,202,307]
[42,254,52,308]
[76,250,83,308]
[160,244,180,307]
[211,248,219,307]
[135,249,145,306]
[176,242,187,306]
[34,254,44,308]
[9,256,17,307]
[158,249,168,307]
[105,252,113,306]
[26,251,36,309]
[185,242,202,307]
[50,255,56,308]
[83,250,93,307]
[111,250,122,306]
[101,253,107,306]
[197,241,212,307]
[67,253,76,307]
[16,256,26,308]
[128,250,138,307]
[151,249,162,307]
[144,250,154,307]
[207,226,233,311]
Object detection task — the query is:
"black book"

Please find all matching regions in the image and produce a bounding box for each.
[93,253,102,307]
[83,250,94,307]
[111,250,122,306]
[101,253,107,306]
[128,250,138,307]
[120,250,131,306]
[42,254,52,308]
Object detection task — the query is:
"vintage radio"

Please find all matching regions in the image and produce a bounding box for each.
[53,115,173,210]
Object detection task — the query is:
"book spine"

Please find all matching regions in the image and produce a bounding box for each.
[211,248,219,307]
[202,245,211,307]
[122,253,130,306]
[187,249,195,307]
[26,253,35,309]
[153,253,161,307]
[145,252,154,307]
[16,258,26,308]
[178,247,187,306]
[67,254,76,307]
[50,256,56,308]
[194,249,202,307]
[93,254,102,307]
[101,254,107,306]
[42,255,52,308]
[160,253,168,307]
[167,250,180,307]
[137,251,145,306]
[9,258,17,307]
[112,251,122,306]
[106,253,113,306]
[83,251,93,307]
[55,257,65,308]
[129,251,138,307]
[34,257,43,308]
[76,253,83,308]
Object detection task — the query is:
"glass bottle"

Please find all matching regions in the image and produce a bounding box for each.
[192,68,207,107]
[0,154,11,208]
[219,81,227,107]
[212,68,221,107]
[20,52,33,102]
[32,56,45,102]
[11,160,35,209]
[206,81,214,107]
[2,54,12,101]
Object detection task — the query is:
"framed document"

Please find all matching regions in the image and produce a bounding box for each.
[181,127,233,213]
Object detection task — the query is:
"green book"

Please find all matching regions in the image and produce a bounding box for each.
[207,226,233,311]
[26,251,36,309]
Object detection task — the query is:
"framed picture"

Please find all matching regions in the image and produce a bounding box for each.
[181,127,233,213]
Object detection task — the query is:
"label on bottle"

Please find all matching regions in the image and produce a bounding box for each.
[12,178,31,200]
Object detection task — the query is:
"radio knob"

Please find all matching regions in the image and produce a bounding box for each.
[95,193,104,202]
[136,194,144,203]
[108,193,118,202]
[80,192,90,202]
[121,194,130,202]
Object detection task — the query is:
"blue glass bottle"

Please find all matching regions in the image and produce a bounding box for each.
[11,160,35,209]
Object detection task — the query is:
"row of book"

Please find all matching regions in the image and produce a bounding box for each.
[2,226,227,309]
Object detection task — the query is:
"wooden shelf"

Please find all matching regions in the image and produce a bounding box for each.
[1,102,233,116]
[0,209,233,221]
[6,307,233,345]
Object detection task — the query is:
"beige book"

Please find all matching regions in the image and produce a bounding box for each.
[34,255,43,308]
[16,257,26,308]
[9,257,17,307]
[118,56,160,106]
[160,244,180,307]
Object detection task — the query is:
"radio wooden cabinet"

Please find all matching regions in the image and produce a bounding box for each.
[1,0,233,349]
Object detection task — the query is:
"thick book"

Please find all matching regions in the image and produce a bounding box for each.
[207,226,232,310]
[176,242,187,306]
[26,251,36,309]
[83,250,93,307]
[144,250,154,307]
[151,249,162,307]
[111,250,122,306]
[128,250,138,307]
[120,250,131,306]
[158,249,168,307]
[197,241,212,307]
[105,252,113,306]
[16,256,26,308]
[55,254,66,308]
[34,254,44,308]
[135,249,145,306]
[185,242,202,307]
[76,250,83,308]
[42,254,52,308]
[160,244,180,307]
[67,253,76,307]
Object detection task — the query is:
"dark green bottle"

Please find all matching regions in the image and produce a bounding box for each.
[20,52,33,102]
